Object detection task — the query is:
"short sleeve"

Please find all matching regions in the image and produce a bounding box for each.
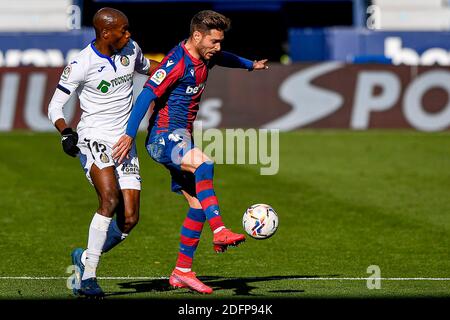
[58,59,86,94]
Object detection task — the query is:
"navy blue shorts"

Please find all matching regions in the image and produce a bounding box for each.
[146,130,196,195]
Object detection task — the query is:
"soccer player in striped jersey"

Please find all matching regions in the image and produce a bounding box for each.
[113,10,269,294]
[48,7,158,298]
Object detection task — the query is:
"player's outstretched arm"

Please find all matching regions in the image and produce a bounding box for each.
[112,87,157,163]
[214,51,269,71]
[252,59,269,70]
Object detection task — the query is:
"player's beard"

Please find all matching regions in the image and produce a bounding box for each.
[201,48,218,60]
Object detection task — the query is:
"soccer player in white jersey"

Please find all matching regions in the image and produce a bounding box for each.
[48,7,158,298]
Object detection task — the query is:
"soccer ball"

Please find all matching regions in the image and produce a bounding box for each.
[242,204,279,239]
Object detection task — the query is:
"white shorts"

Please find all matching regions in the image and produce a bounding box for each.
[77,136,141,190]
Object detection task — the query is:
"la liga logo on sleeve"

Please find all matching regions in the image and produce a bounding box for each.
[61,65,72,80]
[151,69,167,85]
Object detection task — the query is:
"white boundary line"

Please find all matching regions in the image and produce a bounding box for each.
[0,277,450,281]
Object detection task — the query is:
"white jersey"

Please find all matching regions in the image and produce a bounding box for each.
[48,39,150,144]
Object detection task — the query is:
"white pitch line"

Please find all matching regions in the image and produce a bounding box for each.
[0,277,450,281]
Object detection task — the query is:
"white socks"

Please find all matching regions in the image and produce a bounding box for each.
[82,213,112,280]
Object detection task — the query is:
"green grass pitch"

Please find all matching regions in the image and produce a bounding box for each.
[0,130,449,300]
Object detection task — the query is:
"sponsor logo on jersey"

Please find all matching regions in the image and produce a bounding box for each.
[98,66,105,72]
[97,80,111,93]
[95,74,133,93]
[190,69,194,77]
[166,60,174,67]
[185,83,205,94]
[122,162,139,175]
[111,73,133,87]
[120,56,130,66]
[61,65,72,80]
[151,69,166,85]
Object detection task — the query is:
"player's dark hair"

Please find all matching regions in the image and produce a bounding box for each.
[190,10,231,35]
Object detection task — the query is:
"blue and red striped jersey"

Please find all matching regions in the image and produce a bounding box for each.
[125,40,254,138]
[145,41,209,134]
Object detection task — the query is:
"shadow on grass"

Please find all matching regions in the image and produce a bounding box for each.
[105,274,339,297]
